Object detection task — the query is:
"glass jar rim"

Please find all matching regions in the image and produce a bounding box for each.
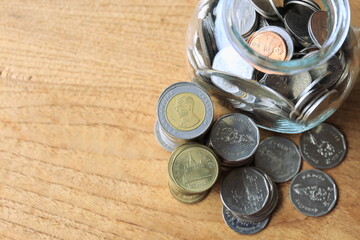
[222,0,351,75]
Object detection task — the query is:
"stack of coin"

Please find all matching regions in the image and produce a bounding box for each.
[168,143,220,204]
[221,167,278,234]
[188,0,353,125]
[208,113,260,167]
[155,82,214,152]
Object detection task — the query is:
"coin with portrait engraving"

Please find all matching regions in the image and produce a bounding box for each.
[169,143,220,194]
[221,167,270,216]
[157,82,214,142]
[290,169,338,217]
[222,206,270,235]
[209,113,260,165]
[254,137,301,183]
[154,120,184,152]
[300,123,347,169]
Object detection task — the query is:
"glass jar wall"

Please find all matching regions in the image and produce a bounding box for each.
[186,0,359,133]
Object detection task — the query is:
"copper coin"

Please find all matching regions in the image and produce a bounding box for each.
[248,31,287,61]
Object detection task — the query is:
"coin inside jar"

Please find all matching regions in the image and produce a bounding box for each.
[248,31,287,61]
[308,11,329,47]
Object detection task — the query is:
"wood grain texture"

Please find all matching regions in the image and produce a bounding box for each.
[0,0,358,239]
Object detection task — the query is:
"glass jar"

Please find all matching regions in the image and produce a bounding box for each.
[186,0,359,134]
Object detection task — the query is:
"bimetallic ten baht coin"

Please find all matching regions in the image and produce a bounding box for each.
[209,113,260,165]
[222,206,270,235]
[300,123,347,169]
[156,82,214,150]
[290,169,338,217]
[168,143,220,194]
[254,137,301,183]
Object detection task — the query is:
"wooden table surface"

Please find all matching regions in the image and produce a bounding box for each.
[0,1,359,239]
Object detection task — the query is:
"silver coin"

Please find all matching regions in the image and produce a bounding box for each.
[154,120,183,152]
[288,71,312,99]
[296,73,330,101]
[257,26,294,60]
[262,74,291,98]
[222,206,270,235]
[285,0,318,15]
[250,0,278,20]
[290,87,325,119]
[269,0,285,21]
[198,69,296,115]
[295,89,328,121]
[290,169,338,217]
[212,47,255,80]
[157,82,214,141]
[209,113,260,164]
[203,13,218,60]
[234,0,258,37]
[284,12,313,47]
[300,123,347,169]
[221,167,270,215]
[254,137,301,183]
[300,89,340,123]
[317,56,345,89]
[198,19,212,68]
[215,0,258,49]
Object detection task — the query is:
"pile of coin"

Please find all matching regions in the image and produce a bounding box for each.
[155,76,348,233]
[187,0,355,124]
[221,167,278,234]
[167,143,220,204]
[155,82,214,152]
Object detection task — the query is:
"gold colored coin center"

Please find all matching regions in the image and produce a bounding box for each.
[166,93,206,131]
[171,147,218,193]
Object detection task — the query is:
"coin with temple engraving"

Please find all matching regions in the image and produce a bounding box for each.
[290,169,338,217]
[168,181,209,204]
[222,206,270,235]
[300,123,347,169]
[248,31,287,61]
[254,137,301,183]
[169,143,220,194]
[221,167,270,216]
